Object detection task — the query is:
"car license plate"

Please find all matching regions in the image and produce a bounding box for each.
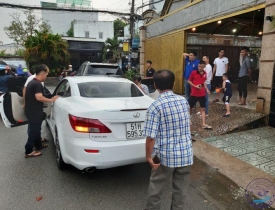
[126,122,144,139]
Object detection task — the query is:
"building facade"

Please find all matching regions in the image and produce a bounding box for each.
[141,0,275,124]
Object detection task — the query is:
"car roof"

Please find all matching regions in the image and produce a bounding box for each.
[88,62,119,66]
[67,76,132,84]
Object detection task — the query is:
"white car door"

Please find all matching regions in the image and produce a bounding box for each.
[0,92,52,128]
[47,80,71,138]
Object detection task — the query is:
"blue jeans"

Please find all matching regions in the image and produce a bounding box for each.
[205,84,211,114]
[184,80,191,103]
[25,121,43,154]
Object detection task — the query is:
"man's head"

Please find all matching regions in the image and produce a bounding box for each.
[68,65,72,68]
[202,56,209,64]
[222,73,228,81]
[218,49,225,58]
[19,64,22,68]
[146,60,152,69]
[153,69,175,91]
[198,61,206,73]
[5,65,11,71]
[133,76,142,85]
[240,46,249,57]
[189,51,197,61]
[35,64,49,82]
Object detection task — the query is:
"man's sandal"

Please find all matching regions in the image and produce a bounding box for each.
[41,138,49,142]
[25,151,42,158]
[37,143,48,150]
[202,125,212,129]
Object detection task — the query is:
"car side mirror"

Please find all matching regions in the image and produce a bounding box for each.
[57,92,64,96]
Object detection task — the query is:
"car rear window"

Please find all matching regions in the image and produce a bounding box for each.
[78,82,144,98]
[87,65,123,75]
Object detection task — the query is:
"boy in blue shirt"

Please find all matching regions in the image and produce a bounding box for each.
[221,73,232,117]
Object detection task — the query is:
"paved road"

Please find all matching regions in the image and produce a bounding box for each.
[0,85,254,210]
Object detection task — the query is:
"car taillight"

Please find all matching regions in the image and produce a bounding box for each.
[69,114,112,133]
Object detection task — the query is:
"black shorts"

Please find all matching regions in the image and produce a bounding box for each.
[222,95,231,104]
[215,76,223,88]
[190,96,206,108]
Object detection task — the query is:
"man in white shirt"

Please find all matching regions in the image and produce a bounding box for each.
[212,49,228,102]
[203,56,212,116]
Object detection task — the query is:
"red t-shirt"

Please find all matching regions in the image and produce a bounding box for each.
[188,70,207,97]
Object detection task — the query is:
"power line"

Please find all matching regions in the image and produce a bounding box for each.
[0,2,131,16]
[136,0,164,13]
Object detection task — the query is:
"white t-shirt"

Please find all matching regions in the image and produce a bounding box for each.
[24,74,44,87]
[204,64,213,84]
[213,57,229,76]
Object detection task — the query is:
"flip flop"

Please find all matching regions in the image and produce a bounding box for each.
[37,143,48,150]
[41,138,49,142]
[223,114,231,117]
[25,151,42,158]
[202,125,212,129]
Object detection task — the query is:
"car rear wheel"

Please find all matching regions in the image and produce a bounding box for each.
[55,130,67,170]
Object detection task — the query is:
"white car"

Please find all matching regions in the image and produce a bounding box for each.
[0,76,155,171]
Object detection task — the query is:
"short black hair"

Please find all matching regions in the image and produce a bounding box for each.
[190,50,197,57]
[153,70,175,91]
[133,76,141,82]
[223,73,228,78]
[199,61,206,65]
[203,55,209,59]
[218,49,225,53]
[241,46,250,52]
[35,64,48,75]
[146,60,152,64]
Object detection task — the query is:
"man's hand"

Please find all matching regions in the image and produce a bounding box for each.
[147,157,160,170]
[207,89,210,95]
[51,95,60,102]
[195,85,202,89]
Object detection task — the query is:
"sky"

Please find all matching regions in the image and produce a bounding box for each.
[0,0,152,44]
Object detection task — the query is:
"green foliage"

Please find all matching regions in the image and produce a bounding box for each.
[4,10,52,46]
[103,36,120,62]
[67,20,75,37]
[24,30,70,76]
[114,18,127,37]
[124,70,139,81]
[15,49,25,56]
[0,49,6,56]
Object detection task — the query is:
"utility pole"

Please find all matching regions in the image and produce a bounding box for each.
[128,0,135,71]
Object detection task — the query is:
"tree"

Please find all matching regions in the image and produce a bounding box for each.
[4,10,51,47]
[103,37,120,62]
[114,18,127,37]
[24,30,70,76]
[67,20,75,37]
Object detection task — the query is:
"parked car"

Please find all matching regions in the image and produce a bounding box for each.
[0,76,154,171]
[76,62,123,77]
[0,60,18,73]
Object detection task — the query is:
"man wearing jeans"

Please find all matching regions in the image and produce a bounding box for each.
[183,51,200,103]
[238,47,251,105]
[144,70,193,210]
[24,64,59,158]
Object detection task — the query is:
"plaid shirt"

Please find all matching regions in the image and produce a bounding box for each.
[144,91,193,168]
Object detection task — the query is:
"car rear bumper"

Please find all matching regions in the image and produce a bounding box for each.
[61,135,146,170]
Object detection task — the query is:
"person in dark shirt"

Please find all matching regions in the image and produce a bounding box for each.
[5,65,16,77]
[24,64,59,158]
[0,67,13,94]
[221,73,232,117]
[145,60,155,79]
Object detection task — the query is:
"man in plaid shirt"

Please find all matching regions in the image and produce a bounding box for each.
[144,70,193,210]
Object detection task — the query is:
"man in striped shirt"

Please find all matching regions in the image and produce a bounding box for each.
[144,69,193,210]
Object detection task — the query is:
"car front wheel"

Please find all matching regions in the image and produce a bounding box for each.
[55,130,67,170]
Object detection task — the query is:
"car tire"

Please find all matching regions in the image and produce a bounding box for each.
[55,130,67,170]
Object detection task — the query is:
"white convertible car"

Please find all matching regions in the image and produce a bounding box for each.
[0,76,155,171]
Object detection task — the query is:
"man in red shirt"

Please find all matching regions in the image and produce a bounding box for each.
[188,61,212,129]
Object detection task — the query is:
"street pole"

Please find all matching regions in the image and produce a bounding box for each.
[128,0,135,71]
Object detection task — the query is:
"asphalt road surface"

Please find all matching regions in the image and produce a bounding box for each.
[0,85,255,210]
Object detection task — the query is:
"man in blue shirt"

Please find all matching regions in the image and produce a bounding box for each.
[144,70,193,209]
[183,51,200,103]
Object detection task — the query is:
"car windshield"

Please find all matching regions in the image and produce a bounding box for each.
[87,65,123,75]
[78,82,144,98]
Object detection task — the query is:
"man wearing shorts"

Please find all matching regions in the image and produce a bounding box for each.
[213,49,228,102]
[188,61,212,129]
